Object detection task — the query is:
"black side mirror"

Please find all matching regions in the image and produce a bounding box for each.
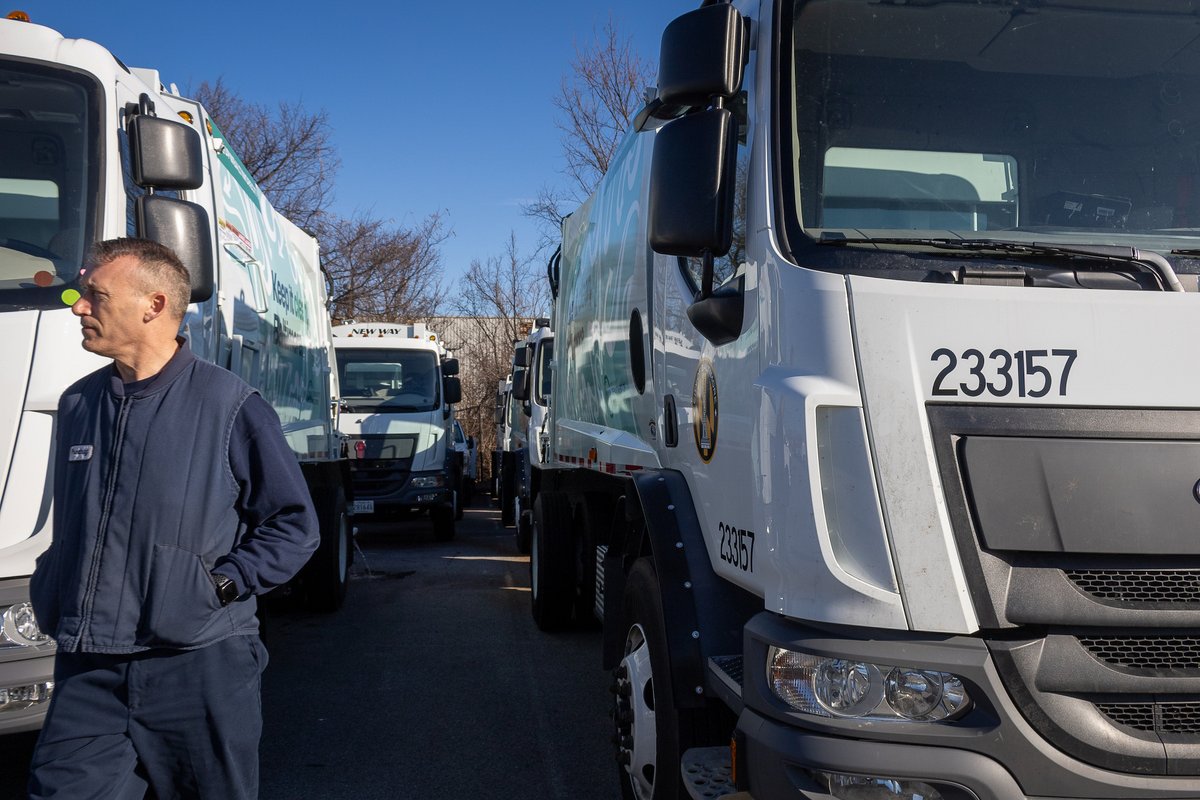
[443,376,462,405]
[468,436,476,449]
[512,346,530,368]
[657,4,748,108]
[648,108,737,258]
[442,357,460,377]
[136,195,214,303]
[511,367,530,402]
[129,115,204,190]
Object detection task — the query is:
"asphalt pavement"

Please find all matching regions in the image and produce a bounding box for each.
[0,495,618,799]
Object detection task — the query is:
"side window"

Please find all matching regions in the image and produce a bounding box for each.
[680,49,755,294]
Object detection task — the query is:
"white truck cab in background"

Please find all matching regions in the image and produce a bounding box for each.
[0,14,352,733]
[331,323,462,540]
[506,319,553,553]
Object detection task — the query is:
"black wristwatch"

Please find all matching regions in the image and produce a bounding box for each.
[211,572,239,606]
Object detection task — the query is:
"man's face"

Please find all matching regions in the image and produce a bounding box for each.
[72,255,153,359]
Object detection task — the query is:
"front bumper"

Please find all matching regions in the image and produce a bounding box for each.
[739,613,1200,800]
[347,465,453,515]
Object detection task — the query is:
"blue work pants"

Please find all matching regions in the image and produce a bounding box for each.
[28,634,266,800]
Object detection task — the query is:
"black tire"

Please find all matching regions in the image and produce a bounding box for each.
[454,486,465,521]
[515,507,533,554]
[432,503,455,541]
[530,492,574,631]
[499,460,516,527]
[614,558,723,800]
[304,482,352,613]
[462,477,475,508]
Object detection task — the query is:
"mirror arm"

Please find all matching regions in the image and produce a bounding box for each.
[697,249,715,301]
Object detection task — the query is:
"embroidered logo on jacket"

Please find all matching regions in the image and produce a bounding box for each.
[68,445,93,462]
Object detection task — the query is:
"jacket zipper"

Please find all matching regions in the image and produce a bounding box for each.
[77,394,132,647]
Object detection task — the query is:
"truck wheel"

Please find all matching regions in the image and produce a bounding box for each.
[304,483,352,613]
[515,508,532,554]
[432,503,456,541]
[614,558,717,800]
[530,492,573,631]
[500,465,515,527]
[454,486,465,521]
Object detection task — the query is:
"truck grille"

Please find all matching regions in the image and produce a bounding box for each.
[928,404,1200,777]
[1067,569,1200,606]
[1079,635,1200,672]
[1099,703,1200,734]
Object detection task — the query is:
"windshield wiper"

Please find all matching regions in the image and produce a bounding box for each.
[818,235,1185,292]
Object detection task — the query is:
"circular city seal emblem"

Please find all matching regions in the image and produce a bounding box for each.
[692,359,718,463]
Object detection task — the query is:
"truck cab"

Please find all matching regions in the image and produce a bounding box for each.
[508,320,553,553]
[332,323,462,540]
[533,1,1200,798]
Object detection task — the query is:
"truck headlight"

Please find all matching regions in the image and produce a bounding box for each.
[768,647,970,722]
[804,771,976,800]
[1,602,49,648]
[410,475,444,488]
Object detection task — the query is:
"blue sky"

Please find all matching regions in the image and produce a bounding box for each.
[17,0,692,291]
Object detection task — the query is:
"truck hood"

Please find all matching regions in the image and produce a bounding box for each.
[340,411,447,472]
[848,277,1200,633]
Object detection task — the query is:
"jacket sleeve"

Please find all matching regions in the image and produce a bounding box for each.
[213,393,320,596]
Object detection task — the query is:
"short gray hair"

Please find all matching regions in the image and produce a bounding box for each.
[87,238,192,320]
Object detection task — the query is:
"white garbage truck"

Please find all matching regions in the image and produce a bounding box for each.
[331,323,462,540]
[508,319,553,553]
[0,13,353,733]
[532,2,1200,799]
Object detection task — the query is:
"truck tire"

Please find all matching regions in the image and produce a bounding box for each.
[432,503,456,541]
[614,558,722,800]
[515,507,532,554]
[530,492,573,631]
[304,483,352,613]
[500,461,515,527]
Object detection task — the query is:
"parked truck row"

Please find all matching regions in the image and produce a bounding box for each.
[522,2,1200,799]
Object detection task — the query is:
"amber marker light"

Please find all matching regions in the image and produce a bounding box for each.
[6,10,30,21]
[178,110,194,123]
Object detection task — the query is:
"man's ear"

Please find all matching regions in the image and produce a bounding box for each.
[144,291,169,322]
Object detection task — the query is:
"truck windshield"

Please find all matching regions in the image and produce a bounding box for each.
[336,349,440,413]
[785,0,1200,271]
[0,61,98,309]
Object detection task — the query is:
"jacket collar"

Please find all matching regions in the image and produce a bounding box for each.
[108,338,196,399]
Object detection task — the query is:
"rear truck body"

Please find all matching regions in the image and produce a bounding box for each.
[492,374,512,501]
[0,15,354,731]
[508,319,553,553]
[452,418,478,508]
[331,322,462,541]
[532,1,1200,799]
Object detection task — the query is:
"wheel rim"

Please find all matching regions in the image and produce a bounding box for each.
[615,623,656,800]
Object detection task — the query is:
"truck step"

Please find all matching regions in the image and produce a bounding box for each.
[681,746,737,799]
[706,655,744,714]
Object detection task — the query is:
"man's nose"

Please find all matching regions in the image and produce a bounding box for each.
[71,295,89,317]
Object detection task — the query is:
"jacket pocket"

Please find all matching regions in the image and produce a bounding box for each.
[140,544,229,647]
[28,545,61,638]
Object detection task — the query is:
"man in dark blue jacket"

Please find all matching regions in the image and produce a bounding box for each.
[28,238,320,799]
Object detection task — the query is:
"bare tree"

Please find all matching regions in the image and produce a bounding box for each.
[323,211,450,323]
[525,18,656,251]
[194,78,340,231]
[446,233,551,467]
